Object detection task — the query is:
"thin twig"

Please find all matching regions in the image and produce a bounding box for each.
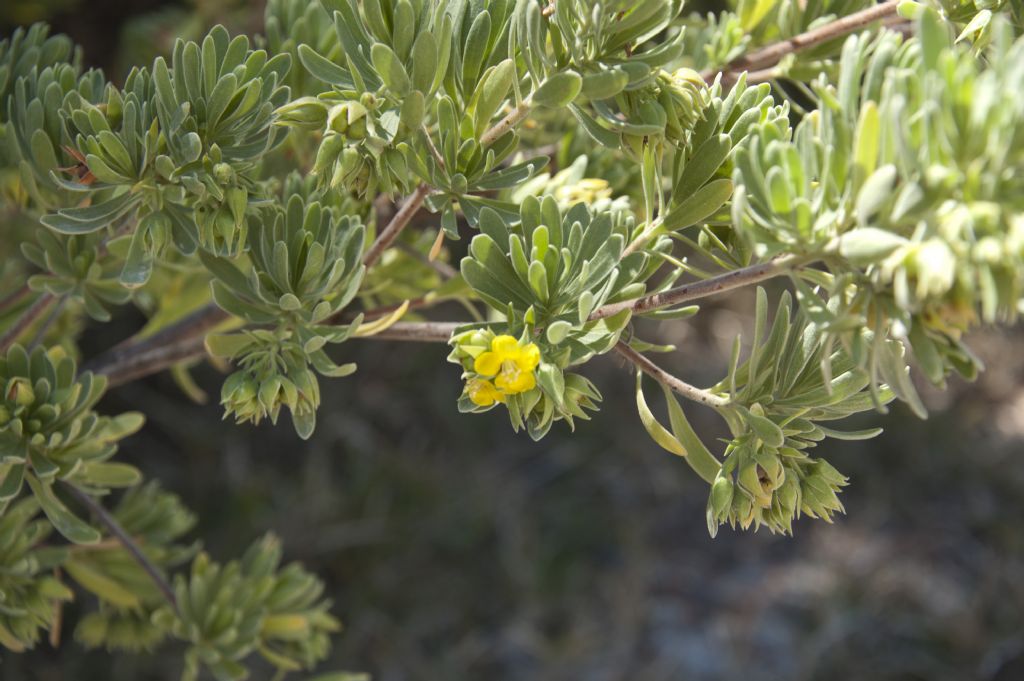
[355,321,460,343]
[339,295,433,323]
[83,304,228,386]
[91,334,208,388]
[26,295,67,350]
[362,183,432,269]
[82,304,228,379]
[0,284,31,314]
[590,254,812,320]
[703,0,900,82]
[622,219,664,258]
[480,98,533,147]
[615,341,729,408]
[0,293,54,353]
[397,241,459,279]
[62,483,178,612]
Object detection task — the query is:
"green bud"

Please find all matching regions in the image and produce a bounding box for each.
[212,162,235,185]
[275,96,328,130]
[710,475,734,519]
[737,455,773,508]
[313,133,346,177]
[347,116,368,140]
[328,103,350,134]
[9,378,34,407]
[752,447,784,489]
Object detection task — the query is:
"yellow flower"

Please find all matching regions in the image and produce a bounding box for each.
[466,378,505,407]
[472,335,541,396]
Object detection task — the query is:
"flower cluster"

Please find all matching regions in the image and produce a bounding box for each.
[463,335,541,407]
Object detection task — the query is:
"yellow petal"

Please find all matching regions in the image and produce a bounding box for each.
[495,368,535,394]
[516,343,541,371]
[473,351,501,377]
[491,335,520,357]
[515,371,536,393]
[467,379,500,406]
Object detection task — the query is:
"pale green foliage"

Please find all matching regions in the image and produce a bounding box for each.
[154,535,340,681]
[0,345,143,543]
[205,195,366,438]
[1,0,1024,677]
[0,497,72,651]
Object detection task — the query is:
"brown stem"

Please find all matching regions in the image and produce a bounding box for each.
[27,296,68,351]
[480,98,533,147]
[703,0,900,81]
[62,483,178,612]
[91,334,208,388]
[83,304,228,388]
[355,321,460,342]
[0,293,54,353]
[590,254,811,320]
[615,341,729,408]
[362,183,432,269]
[0,284,31,313]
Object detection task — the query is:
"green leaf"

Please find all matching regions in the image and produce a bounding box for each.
[26,476,101,545]
[662,385,722,483]
[839,227,907,265]
[41,192,141,234]
[662,179,733,231]
[742,408,785,448]
[580,67,629,101]
[297,44,353,88]
[78,462,143,488]
[854,165,897,227]
[65,558,142,608]
[674,135,731,200]
[474,59,515,136]
[371,42,411,94]
[536,363,565,410]
[411,31,438,93]
[852,100,880,189]
[532,70,582,108]
[635,372,686,457]
[546,320,572,344]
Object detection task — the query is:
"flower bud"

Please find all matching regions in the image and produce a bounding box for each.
[8,378,34,407]
[709,475,734,520]
[328,103,350,134]
[275,96,329,130]
[212,162,235,185]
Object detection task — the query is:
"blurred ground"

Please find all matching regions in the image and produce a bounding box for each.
[5,1,1024,680]
[10,299,1024,681]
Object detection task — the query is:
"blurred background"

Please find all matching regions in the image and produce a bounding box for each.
[4,1,1024,680]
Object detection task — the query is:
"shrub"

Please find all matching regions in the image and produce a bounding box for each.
[0,0,1021,678]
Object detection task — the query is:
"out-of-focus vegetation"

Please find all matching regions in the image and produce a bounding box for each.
[9,295,1024,681]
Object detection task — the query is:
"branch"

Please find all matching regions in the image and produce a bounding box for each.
[362,182,432,269]
[0,293,54,353]
[703,0,901,81]
[0,284,31,314]
[355,321,460,342]
[91,334,208,388]
[86,253,810,386]
[615,340,730,408]
[62,483,178,613]
[27,295,67,350]
[590,253,812,320]
[83,304,228,384]
[480,97,533,147]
